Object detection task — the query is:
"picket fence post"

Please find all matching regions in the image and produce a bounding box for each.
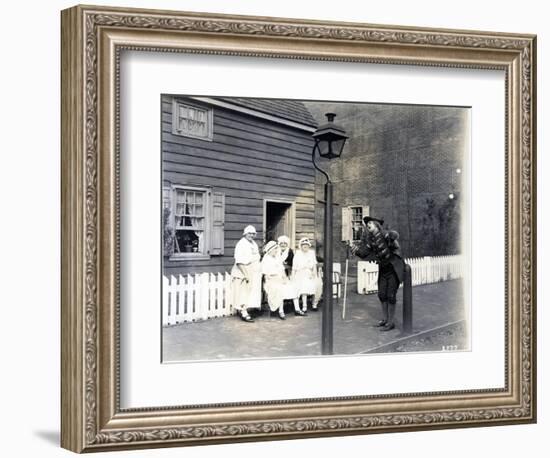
[224,272,233,316]
[162,276,170,326]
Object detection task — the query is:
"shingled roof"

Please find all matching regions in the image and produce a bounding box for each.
[218,97,318,128]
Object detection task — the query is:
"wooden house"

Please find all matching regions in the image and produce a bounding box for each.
[162,95,318,276]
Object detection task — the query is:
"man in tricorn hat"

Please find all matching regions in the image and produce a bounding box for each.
[350,216,405,331]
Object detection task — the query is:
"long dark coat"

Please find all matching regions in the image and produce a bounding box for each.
[354,230,405,283]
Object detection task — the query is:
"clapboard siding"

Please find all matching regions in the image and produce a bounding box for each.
[161,112,314,150]
[163,171,315,198]
[162,131,313,166]
[164,158,314,187]
[163,147,314,177]
[164,163,314,191]
[163,95,316,276]
[213,114,315,147]
[162,139,313,171]
[163,179,315,202]
[163,121,313,156]
[225,196,314,207]
[161,99,315,145]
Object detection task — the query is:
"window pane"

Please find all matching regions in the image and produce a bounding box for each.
[191,217,204,230]
[176,191,186,204]
[174,229,204,254]
[171,188,208,254]
[351,206,362,221]
[173,102,212,140]
[350,206,363,241]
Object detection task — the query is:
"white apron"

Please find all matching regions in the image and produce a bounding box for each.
[230,238,262,310]
[292,250,319,296]
[261,255,298,311]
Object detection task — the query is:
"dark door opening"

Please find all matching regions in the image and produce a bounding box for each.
[265,201,294,245]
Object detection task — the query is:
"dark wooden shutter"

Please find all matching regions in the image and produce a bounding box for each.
[210,192,225,255]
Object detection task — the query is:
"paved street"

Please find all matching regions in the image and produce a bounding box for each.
[162,279,467,362]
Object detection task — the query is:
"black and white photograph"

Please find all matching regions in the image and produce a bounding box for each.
[161,95,470,362]
[2,0,542,455]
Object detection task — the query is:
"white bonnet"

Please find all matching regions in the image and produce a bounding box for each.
[299,237,312,247]
[277,235,290,245]
[263,240,278,254]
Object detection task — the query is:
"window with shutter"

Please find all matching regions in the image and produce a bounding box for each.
[173,188,207,255]
[348,206,368,242]
[210,192,225,256]
[168,185,209,259]
[341,207,351,242]
[164,185,226,260]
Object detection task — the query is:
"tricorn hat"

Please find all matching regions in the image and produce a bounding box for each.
[363,216,384,225]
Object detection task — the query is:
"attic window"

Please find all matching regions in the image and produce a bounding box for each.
[172,100,213,141]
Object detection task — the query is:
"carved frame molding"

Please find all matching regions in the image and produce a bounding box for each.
[61,5,536,452]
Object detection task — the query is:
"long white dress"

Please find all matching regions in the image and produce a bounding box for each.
[261,254,298,311]
[292,249,319,295]
[230,237,262,311]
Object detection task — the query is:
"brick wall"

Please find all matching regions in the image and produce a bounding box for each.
[305,102,469,262]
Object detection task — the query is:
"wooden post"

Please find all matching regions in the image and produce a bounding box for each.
[342,258,349,320]
[403,263,413,334]
[321,181,334,355]
[199,272,209,321]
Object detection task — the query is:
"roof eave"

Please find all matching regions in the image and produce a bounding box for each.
[189,96,317,133]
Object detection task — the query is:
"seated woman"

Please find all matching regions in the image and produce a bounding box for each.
[292,238,320,313]
[277,235,294,278]
[261,241,305,320]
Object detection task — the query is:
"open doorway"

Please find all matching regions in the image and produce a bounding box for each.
[264,200,295,246]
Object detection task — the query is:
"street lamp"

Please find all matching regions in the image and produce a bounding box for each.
[312,113,348,355]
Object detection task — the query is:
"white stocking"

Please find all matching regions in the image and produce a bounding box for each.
[301,294,308,312]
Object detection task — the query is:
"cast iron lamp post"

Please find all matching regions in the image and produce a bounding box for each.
[311,113,348,355]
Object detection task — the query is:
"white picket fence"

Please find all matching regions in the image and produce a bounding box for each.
[163,257,462,325]
[357,255,464,294]
[163,263,342,326]
[163,273,234,326]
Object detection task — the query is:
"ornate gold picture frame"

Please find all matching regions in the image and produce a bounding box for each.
[61,4,536,453]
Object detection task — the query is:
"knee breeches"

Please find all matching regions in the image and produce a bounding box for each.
[377,267,399,304]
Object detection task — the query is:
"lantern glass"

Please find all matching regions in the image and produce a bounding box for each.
[316,137,346,159]
[312,113,348,160]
